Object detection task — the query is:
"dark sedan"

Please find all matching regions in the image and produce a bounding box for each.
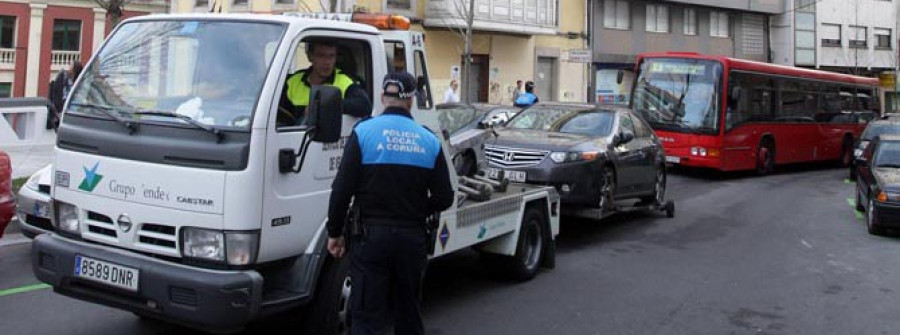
[485,103,667,212]
[856,135,900,235]
[850,118,900,179]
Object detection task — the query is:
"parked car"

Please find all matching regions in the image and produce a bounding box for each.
[16,164,52,238]
[0,150,14,238]
[436,103,521,176]
[850,118,900,179]
[855,135,900,235]
[485,103,667,211]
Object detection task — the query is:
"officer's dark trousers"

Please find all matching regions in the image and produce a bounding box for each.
[350,224,427,335]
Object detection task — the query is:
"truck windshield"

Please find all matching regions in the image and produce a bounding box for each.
[631,58,722,135]
[67,20,285,130]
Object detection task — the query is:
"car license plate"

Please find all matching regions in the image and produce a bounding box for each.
[665,156,681,164]
[487,168,527,182]
[74,255,139,292]
[33,202,50,218]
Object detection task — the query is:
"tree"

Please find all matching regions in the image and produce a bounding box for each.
[93,0,133,28]
[441,0,477,103]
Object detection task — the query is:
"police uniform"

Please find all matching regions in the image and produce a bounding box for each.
[327,72,454,335]
[277,67,372,126]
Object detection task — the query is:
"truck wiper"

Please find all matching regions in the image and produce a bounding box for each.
[69,102,138,134]
[132,110,223,142]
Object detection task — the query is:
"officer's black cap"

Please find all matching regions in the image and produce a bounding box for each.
[383,71,417,100]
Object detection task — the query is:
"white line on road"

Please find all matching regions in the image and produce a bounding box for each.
[801,239,813,249]
[0,233,31,247]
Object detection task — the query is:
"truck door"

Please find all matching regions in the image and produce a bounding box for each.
[260,30,386,260]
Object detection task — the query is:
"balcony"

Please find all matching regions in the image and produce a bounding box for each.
[50,50,81,71]
[0,48,14,70]
[424,0,559,36]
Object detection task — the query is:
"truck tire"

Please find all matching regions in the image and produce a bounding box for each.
[302,257,352,335]
[505,208,545,281]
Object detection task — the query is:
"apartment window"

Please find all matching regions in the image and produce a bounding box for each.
[274,0,293,4]
[52,20,80,51]
[603,0,630,30]
[645,5,669,33]
[821,24,841,47]
[683,8,697,35]
[710,11,729,37]
[849,26,867,48]
[0,83,10,98]
[195,0,209,6]
[386,0,413,12]
[233,0,248,5]
[875,28,891,48]
[0,16,14,49]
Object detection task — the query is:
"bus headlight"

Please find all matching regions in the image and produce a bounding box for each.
[182,228,259,265]
[54,200,80,234]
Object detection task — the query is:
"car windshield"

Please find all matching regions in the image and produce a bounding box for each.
[67,20,285,130]
[437,106,484,135]
[506,106,615,136]
[875,141,900,167]
[863,124,900,141]
[631,58,722,135]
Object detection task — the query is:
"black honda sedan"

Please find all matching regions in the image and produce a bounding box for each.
[856,135,900,235]
[485,103,667,211]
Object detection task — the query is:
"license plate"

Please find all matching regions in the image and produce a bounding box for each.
[74,255,139,292]
[665,156,681,164]
[487,168,527,182]
[33,202,50,218]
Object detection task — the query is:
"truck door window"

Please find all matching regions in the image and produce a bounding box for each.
[277,37,374,129]
[414,50,432,109]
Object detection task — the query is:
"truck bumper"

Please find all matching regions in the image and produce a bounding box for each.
[31,233,263,334]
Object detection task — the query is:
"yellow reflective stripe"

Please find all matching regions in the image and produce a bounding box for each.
[286,70,353,107]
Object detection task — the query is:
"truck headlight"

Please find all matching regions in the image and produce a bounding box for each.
[25,173,40,192]
[549,151,599,163]
[181,228,259,265]
[54,200,80,234]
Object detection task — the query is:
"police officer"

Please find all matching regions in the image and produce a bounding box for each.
[514,81,539,107]
[278,40,372,126]
[326,71,454,335]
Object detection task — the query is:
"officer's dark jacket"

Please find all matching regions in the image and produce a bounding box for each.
[277,67,372,126]
[327,107,454,238]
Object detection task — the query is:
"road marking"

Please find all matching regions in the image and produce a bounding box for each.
[844,179,852,184]
[0,233,30,247]
[847,198,855,207]
[801,239,813,249]
[0,283,50,297]
[855,211,864,220]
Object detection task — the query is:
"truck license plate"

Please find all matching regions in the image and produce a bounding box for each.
[487,168,527,182]
[74,255,139,292]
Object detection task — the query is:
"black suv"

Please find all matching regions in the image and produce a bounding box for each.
[485,103,667,212]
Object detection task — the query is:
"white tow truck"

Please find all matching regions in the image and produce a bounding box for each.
[32,13,560,334]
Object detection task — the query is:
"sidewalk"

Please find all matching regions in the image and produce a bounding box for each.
[3,142,55,179]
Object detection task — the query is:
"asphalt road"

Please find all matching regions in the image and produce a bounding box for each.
[2,164,900,334]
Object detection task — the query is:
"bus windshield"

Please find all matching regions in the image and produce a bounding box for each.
[67,20,285,130]
[631,58,723,135]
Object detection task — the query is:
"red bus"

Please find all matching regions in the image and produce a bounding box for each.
[630,52,880,174]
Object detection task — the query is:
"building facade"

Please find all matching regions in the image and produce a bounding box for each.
[171,0,589,104]
[0,0,168,98]
[590,0,783,104]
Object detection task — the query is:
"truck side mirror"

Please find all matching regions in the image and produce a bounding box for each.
[616,70,624,85]
[306,85,343,143]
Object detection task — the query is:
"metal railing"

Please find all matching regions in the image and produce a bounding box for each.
[0,48,15,69]
[50,50,81,70]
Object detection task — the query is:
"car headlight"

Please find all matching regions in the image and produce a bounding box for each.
[53,200,80,234]
[549,151,599,163]
[182,228,259,265]
[877,191,900,203]
[854,148,863,158]
[25,173,40,192]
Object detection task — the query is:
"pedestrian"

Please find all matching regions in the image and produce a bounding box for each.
[443,79,460,103]
[278,40,371,126]
[514,81,539,107]
[326,71,455,335]
[511,79,523,103]
[48,61,83,129]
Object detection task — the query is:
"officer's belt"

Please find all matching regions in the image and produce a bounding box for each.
[362,216,426,229]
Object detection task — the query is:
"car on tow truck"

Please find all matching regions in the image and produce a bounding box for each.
[0,149,13,238]
[17,164,53,238]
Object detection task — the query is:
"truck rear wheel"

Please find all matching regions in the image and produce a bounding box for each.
[505,208,545,281]
[302,257,351,335]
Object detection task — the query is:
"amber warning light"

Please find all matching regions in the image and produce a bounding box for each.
[283,12,410,30]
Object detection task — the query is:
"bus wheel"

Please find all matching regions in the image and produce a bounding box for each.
[756,140,775,175]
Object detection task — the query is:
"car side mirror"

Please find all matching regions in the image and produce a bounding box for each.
[306,85,343,143]
[856,155,868,167]
[616,69,624,85]
[618,131,635,145]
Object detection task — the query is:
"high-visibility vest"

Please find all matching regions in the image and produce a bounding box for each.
[286,69,354,107]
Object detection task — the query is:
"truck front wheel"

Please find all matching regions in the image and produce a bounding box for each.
[302,257,351,335]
